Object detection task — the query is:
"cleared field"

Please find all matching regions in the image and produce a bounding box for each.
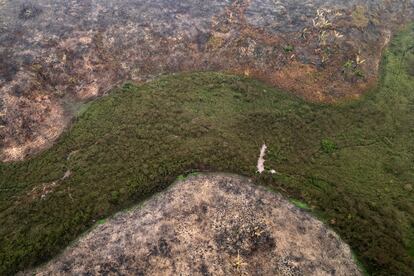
[28,174,361,275]
[1,25,414,275]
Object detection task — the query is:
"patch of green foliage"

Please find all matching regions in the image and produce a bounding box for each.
[354,68,365,78]
[176,171,199,182]
[1,25,414,275]
[343,60,365,79]
[352,251,370,276]
[176,175,186,181]
[283,45,294,53]
[320,138,337,154]
[343,60,354,69]
[290,199,311,210]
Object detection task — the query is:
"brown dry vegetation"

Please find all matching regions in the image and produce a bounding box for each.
[0,0,413,161]
[26,174,361,276]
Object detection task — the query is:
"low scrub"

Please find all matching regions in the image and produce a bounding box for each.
[1,25,414,275]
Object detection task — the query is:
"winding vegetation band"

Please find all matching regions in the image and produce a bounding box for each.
[1,24,414,275]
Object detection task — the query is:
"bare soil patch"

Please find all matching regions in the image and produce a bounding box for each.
[26,174,360,276]
[0,0,413,161]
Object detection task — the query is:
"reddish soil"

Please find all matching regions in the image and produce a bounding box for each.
[0,0,413,161]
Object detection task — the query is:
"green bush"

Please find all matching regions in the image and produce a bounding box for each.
[321,139,337,154]
[283,45,294,53]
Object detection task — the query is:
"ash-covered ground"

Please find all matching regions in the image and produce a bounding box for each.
[0,0,413,161]
[25,174,361,275]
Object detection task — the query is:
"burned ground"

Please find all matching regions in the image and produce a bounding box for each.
[25,174,361,276]
[1,1,414,275]
[0,0,413,161]
[1,25,413,274]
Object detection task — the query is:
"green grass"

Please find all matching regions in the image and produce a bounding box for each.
[320,138,337,154]
[290,199,311,210]
[283,45,294,53]
[1,25,414,275]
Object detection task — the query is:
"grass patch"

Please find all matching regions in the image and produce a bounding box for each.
[283,45,294,53]
[176,175,186,181]
[1,25,414,275]
[320,138,337,154]
[176,171,200,182]
[290,199,311,210]
[352,252,369,276]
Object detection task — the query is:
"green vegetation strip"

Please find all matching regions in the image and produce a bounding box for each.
[1,25,414,275]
